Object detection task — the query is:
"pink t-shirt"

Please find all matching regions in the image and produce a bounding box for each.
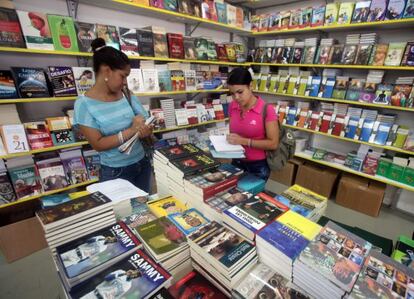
[229,96,277,161]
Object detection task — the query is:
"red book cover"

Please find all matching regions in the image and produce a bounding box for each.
[278,106,287,123]
[207,0,218,21]
[213,104,224,120]
[319,112,332,133]
[24,122,54,150]
[167,33,184,59]
[297,109,308,128]
[186,105,199,125]
[149,0,163,8]
[216,44,228,61]
[362,154,379,175]
[169,271,227,299]
[331,115,345,136]
[309,112,321,131]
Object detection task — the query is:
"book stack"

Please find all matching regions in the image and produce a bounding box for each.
[209,135,245,159]
[222,191,289,242]
[183,163,243,209]
[135,215,191,281]
[359,109,379,142]
[36,192,115,252]
[349,250,414,298]
[187,221,258,295]
[233,263,311,299]
[67,249,172,299]
[370,114,396,145]
[293,221,372,299]
[236,173,266,195]
[272,184,328,221]
[160,98,176,129]
[55,222,142,291]
[256,211,321,279]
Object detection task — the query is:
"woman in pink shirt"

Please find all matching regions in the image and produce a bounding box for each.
[227,68,279,181]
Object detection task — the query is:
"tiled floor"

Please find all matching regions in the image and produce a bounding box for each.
[1,180,413,299]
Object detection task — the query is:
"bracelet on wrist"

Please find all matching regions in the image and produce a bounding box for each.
[248,139,252,148]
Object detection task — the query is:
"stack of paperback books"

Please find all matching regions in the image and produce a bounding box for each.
[160,98,176,129]
[272,184,328,221]
[233,263,311,299]
[67,249,172,299]
[55,222,142,291]
[349,250,414,298]
[36,192,115,252]
[187,221,258,295]
[182,163,244,210]
[293,221,372,299]
[222,191,289,242]
[255,210,321,279]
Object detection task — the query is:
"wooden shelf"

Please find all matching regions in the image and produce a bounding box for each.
[0,141,89,160]
[154,118,228,134]
[250,62,414,71]
[252,18,414,36]
[295,152,414,192]
[283,124,414,156]
[254,90,414,112]
[0,179,99,209]
[80,0,251,35]
[0,90,229,104]
[0,46,248,66]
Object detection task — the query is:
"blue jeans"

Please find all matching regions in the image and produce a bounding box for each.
[232,159,270,182]
[100,157,152,193]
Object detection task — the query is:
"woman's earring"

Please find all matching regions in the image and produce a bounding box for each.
[104,78,108,82]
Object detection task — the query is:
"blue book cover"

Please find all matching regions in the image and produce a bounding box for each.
[345,116,360,139]
[359,119,375,142]
[373,123,392,145]
[258,221,309,260]
[167,208,210,235]
[403,0,414,17]
[237,174,265,195]
[215,1,227,23]
[309,76,321,97]
[11,67,50,98]
[286,107,297,125]
[57,222,142,279]
[41,194,71,208]
[69,249,171,298]
[322,77,335,98]
[386,0,407,19]
[158,70,172,92]
[275,195,312,217]
[0,70,17,99]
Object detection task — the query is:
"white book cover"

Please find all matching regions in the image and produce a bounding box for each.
[127,68,144,93]
[227,4,237,26]
[141,69,160,92]
[184,70,196,91]
[17,11,55,50]
[0,136,6,156]
[72,67,95,95]
[175,108,189,126]
[209,135,245,152]
[196,104,209,122]
[1,124,30,154]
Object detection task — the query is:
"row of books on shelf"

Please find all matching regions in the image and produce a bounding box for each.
[252,0,414,32]
[131,0,248,29]
[149,97,228,130]
[0,8,246,61]
[38,145,414,298]
[0,115,81,155]
[250,34,414,67]
[0,147,100,205]
[0,63,228,99]
[305,145,414,187]
[254,69,414,108]
[274,100,414,151]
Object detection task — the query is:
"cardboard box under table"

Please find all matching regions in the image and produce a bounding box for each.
[269,158,303,186]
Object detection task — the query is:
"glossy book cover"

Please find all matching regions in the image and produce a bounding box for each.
[57,222,141,278]
[69,249,171,299]
[167,208,210,235]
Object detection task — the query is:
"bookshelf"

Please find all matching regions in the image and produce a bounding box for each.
[295,152,414,192]
[252,18,414,36]
[254,91,414,112]
[80,0,252,35]
[0,141,89,160]
[250,62,414,71]
[0,90,229,104]
[283,124,414,156]
[0,179,99,209]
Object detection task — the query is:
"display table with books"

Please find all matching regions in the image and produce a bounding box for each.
[33,143,414,299]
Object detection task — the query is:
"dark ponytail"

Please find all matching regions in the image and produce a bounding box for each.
[91,38,130,73]
[227,67,252,86]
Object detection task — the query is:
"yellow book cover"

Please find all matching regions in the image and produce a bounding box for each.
[147,196,187,217]
[277,210,321,240]
[126,0,149,5]
[258,74,269,91]
[286,75,298,94]
[284,184,328,205]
